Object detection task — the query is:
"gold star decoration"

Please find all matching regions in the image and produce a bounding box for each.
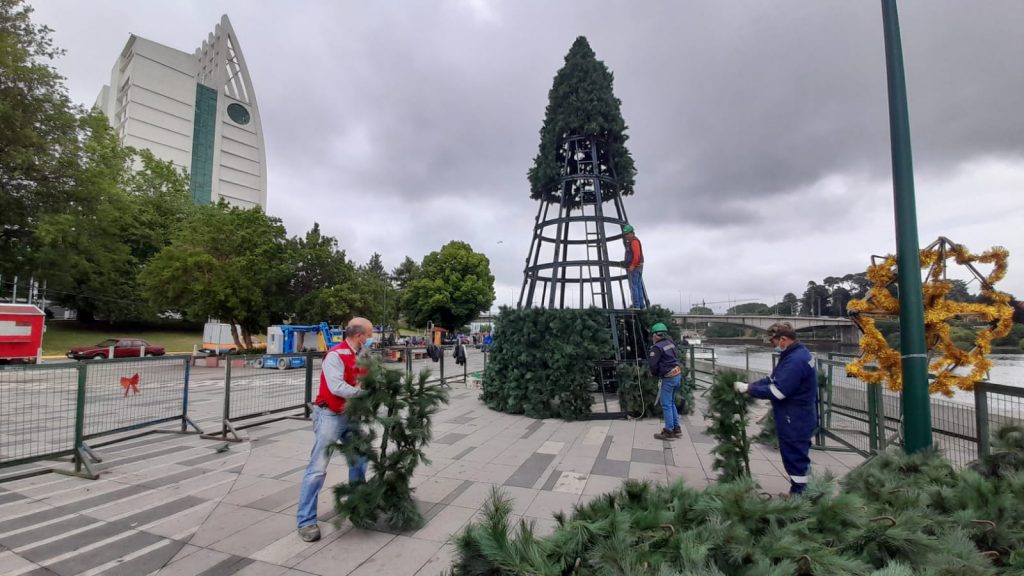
[846,237,1013,397]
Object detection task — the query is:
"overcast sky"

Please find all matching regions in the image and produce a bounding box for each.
[29,0,1024,313]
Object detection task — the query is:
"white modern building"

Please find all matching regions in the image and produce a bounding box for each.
[94,15,266,208]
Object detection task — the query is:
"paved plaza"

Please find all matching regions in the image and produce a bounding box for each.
[0,354,865,575]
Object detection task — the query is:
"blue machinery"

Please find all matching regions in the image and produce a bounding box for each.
[258,322,342,369]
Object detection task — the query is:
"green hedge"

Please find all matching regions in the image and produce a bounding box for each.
[481,305,680,421]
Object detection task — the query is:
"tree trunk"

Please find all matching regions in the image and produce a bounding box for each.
[228,321,243,349]
[241,327,253,349]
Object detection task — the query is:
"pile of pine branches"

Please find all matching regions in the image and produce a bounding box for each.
[450,425,1024,574]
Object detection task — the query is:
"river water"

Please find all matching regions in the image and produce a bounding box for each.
[710,344,1024,403]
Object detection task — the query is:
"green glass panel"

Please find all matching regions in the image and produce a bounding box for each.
[190,84,218,205]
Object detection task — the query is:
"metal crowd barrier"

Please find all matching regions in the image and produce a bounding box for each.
[0,356,201,479]
[709,347,1024,466]
[201,344,480,442]
[201,352,319,442]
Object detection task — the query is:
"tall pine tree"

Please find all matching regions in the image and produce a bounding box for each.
[527,36,636,203]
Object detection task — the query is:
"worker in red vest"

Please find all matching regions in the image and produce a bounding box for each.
[623,224,646,309]
[296,317,374,542]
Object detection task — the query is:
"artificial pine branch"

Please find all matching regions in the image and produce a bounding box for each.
[706,370,755,482]
[331,359,448,532]
[450,425,1024,575]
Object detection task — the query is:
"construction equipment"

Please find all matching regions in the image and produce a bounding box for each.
[258,322,342,369]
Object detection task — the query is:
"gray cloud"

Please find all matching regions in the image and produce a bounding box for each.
[29,0,1024,310]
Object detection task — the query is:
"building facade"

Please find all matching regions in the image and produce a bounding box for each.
[95,15,266,208]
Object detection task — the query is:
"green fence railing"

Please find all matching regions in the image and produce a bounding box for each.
[0,356,201,479]
[710,349,1024,467]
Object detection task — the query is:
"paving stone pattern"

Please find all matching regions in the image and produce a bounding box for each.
[0,348,863,575]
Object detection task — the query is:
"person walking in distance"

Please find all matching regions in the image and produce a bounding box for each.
[622,224,646,309]
[734,322,818,494]
[649,322,683,440]
[296,317,374,542]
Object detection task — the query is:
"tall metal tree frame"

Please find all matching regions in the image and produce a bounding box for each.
[519,135,647,310]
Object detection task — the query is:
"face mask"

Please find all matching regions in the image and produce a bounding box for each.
[364,337,374,349]
[774,346,783,353]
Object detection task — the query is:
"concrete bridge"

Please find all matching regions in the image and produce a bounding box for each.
[674,314,859,344]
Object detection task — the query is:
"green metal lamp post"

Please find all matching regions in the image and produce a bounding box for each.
[880,0,932,452]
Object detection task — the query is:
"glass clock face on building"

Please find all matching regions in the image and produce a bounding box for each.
[227,103,251,125]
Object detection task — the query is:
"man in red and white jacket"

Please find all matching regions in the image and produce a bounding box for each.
[296,317,373,542]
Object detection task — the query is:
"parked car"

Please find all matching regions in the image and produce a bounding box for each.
[67,338,166,360]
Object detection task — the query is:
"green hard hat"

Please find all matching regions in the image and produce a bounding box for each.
[623,224,634,234]
[650,322,668,333]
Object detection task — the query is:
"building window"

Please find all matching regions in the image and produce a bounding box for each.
[227,103,251,125]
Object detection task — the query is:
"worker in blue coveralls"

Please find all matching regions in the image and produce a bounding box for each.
[648,322,684,441]
[734,322,818,494]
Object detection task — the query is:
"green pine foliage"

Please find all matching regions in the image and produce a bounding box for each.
[707,370,755,482]
[331,358,448,531]
[483,305,688,421]
[450,426,1024,574]
[616,361,693,418]
[482,307,613,420]
[527,36,637,203]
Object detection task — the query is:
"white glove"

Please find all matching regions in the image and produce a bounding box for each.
[734,381,749,394]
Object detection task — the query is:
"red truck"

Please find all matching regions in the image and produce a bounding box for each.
[0,304,45,364]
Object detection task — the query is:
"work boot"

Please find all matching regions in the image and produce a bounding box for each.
[653,429,676,441]
[297,524,321,542]
[672,425,682,435]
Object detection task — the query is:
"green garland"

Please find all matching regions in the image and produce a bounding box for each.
[450,425,1024,574]
[706,370,755,482]
[331,358,448,531]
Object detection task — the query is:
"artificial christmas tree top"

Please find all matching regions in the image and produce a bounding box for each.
[528,36,636,204]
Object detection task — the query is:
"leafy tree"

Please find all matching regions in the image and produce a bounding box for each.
[946,279,976,303]
[351,253,398,327]
[775,292,799,315]
[391,255,421,322]
[32,112,191,323]
[402,241,495,331]
[286,222,357,324]
[828,285,853,317]
[726,302,771,315]
[689,306,713,315]
[391,256,420,290]
[801,281,831,316]
[140,202,291,347]
[527,36,636,203]
[0,0,83,274]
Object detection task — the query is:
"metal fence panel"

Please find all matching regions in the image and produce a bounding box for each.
[79,356,190,438]
[225,353,320,421]
[0,363,79,467]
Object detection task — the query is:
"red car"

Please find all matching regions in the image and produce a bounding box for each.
[67,338,166,360]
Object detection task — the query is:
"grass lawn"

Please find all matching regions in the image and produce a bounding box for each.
[43,322,203,356]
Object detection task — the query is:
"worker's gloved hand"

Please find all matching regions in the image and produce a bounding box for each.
[733,381,749,394]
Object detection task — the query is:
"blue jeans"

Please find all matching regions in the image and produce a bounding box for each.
[660,375,681,431]
[296,407,367,528]
[629,267,646,308]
